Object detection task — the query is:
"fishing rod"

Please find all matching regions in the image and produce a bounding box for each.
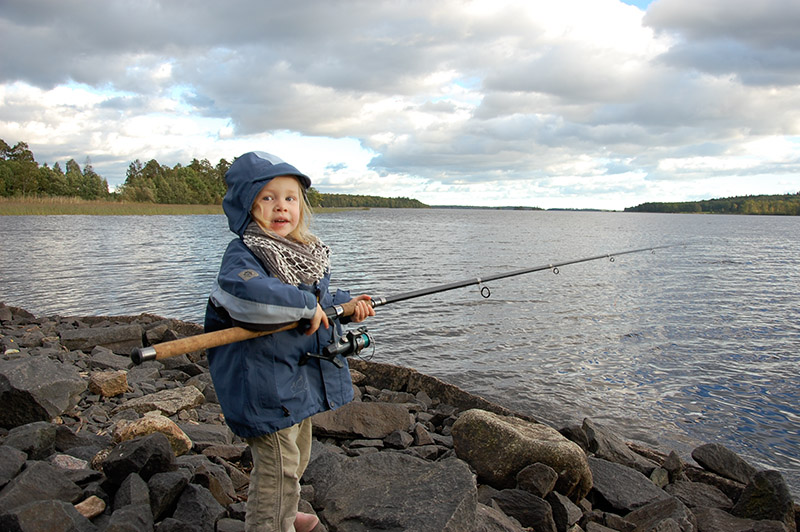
[131,244,675,365]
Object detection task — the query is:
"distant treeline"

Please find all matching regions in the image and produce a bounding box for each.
[625,193,800,215]
[312,192,426,209]
[1,140,111,200]
[0,139,427,209]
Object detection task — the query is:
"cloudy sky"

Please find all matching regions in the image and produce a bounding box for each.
[1,0,799,209]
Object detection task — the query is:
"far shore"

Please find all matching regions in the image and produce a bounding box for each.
[0,197,356,216]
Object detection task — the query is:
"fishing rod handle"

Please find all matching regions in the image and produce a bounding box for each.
[131,323,298,364]
[325,296,386,320]
[132,298,371,365]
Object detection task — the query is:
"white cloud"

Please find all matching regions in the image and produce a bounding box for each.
[1,0,798,210]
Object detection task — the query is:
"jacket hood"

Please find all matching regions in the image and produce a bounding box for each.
[223,151,312,236]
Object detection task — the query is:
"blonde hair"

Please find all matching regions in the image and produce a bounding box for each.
[250,176,316,244]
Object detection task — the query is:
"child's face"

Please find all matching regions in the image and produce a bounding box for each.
[251,176,303,238]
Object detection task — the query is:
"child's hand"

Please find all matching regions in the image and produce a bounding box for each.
[349,295,376,323]
[306,304,330,335]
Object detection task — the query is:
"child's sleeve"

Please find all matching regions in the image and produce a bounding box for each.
[209,241,318,328]
[331,289,352,305]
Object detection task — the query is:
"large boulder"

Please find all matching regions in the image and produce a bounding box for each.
[731,470,796,532]
[691,443,758,485]
[0,357,86,429]
[304,450,477,531]
[452,409,592,500]
[311,401,412,439]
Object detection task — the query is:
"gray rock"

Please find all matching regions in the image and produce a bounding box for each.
[55,421,113,452]
[377,389,418,404]
[215,456,249,492]
[216,517,246,532]
[624,496,697,532]
[177,422,233,451]
[160,353,205,377]
[385,429,414,449]
[691,443,757,484]
[452,409,592,500]
[684,465,746,502]
[149,468,192,521]
[311,401,412,439]
[0,304,13,322]
[546,491,583,532]
[664,480,733,509]
[0,357,87,429]
[664,450,687,482]
[0,460,82,512]
[651,467,670,488]
[412,421,435,445]
[89,345,133,371]
[192,459,236,507]
[60,323,143,353]
[171,483,227,532]
[114,386,205,416]
[102,432,177,485]
[491,489,557,531]
[587,456,671,513]
[105,503,155,532]
[475,502,526,532]
[0,499,98,532]
[580,510,637,532]
[585,523,622,532]
[583,418,658,475]
[4,420,57,460]
[114,472,151,510]
[517,462,558,498]
[0,445,27,488]
[154,516,203,531]
[559,424,590,453]
[692,506,790,532]
[731,470,796,532]
[200,443,248,463]
[304,451,477,531]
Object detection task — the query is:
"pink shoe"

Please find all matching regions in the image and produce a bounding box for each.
[295,511,319,532]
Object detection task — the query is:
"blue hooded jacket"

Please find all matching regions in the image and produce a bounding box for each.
[204,152,354,438]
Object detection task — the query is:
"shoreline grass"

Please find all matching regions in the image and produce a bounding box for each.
[0,197,358,215]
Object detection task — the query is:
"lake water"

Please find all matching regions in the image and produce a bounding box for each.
[2,209,798,496]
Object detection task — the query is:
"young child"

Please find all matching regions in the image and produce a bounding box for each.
[204,151,374,532]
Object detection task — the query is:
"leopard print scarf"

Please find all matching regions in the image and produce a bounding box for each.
[242,221,330,286]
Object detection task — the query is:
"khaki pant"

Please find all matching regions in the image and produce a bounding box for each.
[245,418,312,532]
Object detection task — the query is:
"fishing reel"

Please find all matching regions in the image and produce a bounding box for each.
[301,326,373,368]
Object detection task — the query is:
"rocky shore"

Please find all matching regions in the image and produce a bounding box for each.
[0,302,797,532]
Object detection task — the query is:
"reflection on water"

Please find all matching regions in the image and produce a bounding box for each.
[2,210,799,495]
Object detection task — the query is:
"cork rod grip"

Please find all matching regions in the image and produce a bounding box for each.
[130,300,363,365]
